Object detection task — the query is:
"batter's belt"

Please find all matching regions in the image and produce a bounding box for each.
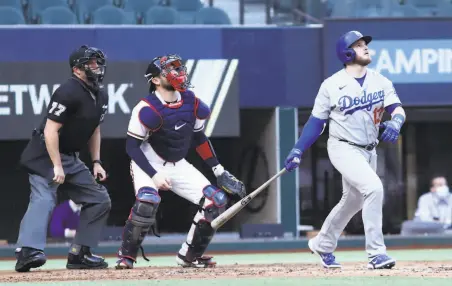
[338,139,377,151]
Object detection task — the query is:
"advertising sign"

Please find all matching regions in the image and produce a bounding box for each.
[368,40,452,84]
[0,60,239,140]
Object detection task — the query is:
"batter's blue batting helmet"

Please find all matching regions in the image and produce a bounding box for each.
[336,31,372,64]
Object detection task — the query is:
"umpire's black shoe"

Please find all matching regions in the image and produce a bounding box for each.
[66,244,108,270]
[15,247,47,272]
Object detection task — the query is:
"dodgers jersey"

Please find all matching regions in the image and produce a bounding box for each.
[312,68,401,145]
[127,90,207,163]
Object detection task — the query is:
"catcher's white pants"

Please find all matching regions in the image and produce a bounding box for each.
[130,144,213,257]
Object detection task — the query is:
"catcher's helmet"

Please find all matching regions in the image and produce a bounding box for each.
[69,45,106,85]
[336,31,372,64]
[144,54,192,92]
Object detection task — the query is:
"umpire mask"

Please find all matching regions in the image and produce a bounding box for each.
[70,45,107,86]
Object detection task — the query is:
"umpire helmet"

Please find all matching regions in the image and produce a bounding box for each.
[69,45,106,85]
[336,31,372,64]
[144,54,192,93]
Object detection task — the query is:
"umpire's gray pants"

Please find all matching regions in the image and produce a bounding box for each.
[17,153,111,251]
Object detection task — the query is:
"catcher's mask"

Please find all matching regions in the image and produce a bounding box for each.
[70,45,106,86]
[144,54,192,92]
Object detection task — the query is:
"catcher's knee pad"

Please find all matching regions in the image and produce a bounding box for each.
[201,185,228,220]
[185,185,228,261]
[118,187,160,261]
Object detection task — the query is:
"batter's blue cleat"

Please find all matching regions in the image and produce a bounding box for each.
[367,254,396,269]
[308,239,341,269]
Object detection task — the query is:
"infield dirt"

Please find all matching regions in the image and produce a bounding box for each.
[0,261,451,283]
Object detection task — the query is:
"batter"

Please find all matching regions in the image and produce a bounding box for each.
[284,31,405,269]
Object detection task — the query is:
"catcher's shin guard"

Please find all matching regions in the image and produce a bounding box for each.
[182,185,228,264]
[117,187,160,268]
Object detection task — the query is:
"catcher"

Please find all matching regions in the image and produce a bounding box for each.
[115,54,246,269]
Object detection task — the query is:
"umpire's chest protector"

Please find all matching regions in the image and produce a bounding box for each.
[145,91,197,162]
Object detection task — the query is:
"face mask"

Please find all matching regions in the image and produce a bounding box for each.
[436,186,450,197]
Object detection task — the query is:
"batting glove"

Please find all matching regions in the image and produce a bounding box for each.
[284,148,302,172]
[380,115,404,143]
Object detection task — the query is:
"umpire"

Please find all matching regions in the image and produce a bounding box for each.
[15,45,112,272]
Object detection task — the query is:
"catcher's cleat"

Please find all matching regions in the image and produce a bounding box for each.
[115,257,135,269]
[176,254,217,268]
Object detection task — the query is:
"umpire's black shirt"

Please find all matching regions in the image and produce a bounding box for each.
[20,75,108,177]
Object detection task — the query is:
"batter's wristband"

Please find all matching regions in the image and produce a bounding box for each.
[392,114,405,128]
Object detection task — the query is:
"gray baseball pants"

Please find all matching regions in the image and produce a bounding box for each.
[16,153,111,251]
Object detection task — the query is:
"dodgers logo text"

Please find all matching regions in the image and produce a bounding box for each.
[339,90,385,115]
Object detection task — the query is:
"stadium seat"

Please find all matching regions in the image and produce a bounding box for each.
[355,0,390,17]
[176,12,196,24]
[40,6,78,24]
[27,0,69,23]
[276,0,293,12]
[170,0,203,11]
[92,5,129,24]
[194,7,231,25]
[380,0,399,16]
[405,0,441,16]
[113,0,124,7]
[437,0,452,16]
[305,0,328,22]
[123,0,159,23]
[405,0,441,9]
[357,8,383,17]
[271,0,302,24]
[0,7,25,24]
[357,0,383,10]
[0,0,22,10]
[170,0,203,24]
[75,0,114,24]
[329,0,358,18]
[144,6,179,25]
[390,3,420,17]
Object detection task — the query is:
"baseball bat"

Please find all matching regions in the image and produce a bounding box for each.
[211,168,287,230]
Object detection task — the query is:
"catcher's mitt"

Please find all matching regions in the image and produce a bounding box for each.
[217,171,246,198]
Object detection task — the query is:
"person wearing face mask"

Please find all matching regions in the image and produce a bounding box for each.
[414,176,452,226]
[401,176,452,235]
